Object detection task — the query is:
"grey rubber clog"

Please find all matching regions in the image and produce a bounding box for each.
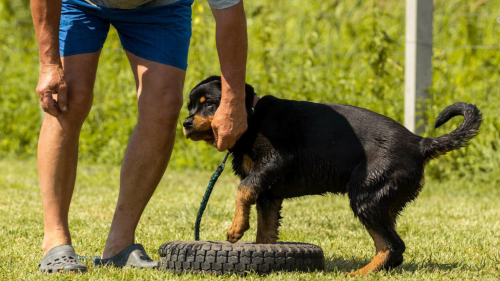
[93,244,158,269]
[39,244,87,273]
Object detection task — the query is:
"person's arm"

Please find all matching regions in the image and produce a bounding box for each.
[211,1,248,151]
[31,0,67,117]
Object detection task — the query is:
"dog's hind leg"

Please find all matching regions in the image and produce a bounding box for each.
[347,225,405,276]
[346,181,407,276]
[256,192,283,244]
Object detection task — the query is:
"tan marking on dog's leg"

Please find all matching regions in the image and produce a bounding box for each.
[242,154,254,174]
[227,187,257,243]
[347,229,392,276]
[256,198,283,244]
[199,96,206,103]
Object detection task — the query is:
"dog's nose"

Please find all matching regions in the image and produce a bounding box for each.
[183,119,193,129]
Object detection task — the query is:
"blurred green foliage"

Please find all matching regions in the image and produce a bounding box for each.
[0,0,498,186]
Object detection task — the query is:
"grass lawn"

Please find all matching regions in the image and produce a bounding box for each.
[0,158,498,280]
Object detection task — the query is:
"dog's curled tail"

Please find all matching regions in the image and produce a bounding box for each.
[420,102,482,161]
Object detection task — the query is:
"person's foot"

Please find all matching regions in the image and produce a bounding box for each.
[39,244,87,273]
[94,244,158,269]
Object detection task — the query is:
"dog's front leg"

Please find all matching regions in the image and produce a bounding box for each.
[227,149,291,243]
[227,186,257,243]
[256,194,283,244]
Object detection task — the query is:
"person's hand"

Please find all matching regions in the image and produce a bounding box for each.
[36,64,68,117]
[211,97,248,151]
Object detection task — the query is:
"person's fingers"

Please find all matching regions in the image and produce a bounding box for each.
[212,121,222,150]
[40,91,50,112]
[217,136,228,152]
[43,90,59,117]
[211,120,218,136]
[57,82,68,112]
[213,129,239,151]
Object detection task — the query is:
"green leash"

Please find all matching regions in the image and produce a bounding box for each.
[194,152,230,241]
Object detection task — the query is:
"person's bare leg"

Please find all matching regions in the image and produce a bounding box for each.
[39,51,101,254]
[101,52,185,258]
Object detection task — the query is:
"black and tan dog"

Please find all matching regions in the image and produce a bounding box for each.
[182,76,482,276]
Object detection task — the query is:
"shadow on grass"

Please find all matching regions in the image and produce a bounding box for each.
[325,256,467,274]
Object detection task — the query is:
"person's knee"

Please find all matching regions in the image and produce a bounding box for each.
[67,88,93,122]
[138,89,183,127]
[55,85,93,129]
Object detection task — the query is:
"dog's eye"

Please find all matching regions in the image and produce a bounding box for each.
[205,101,214,107]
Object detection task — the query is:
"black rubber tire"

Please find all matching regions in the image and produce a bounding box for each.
[158,241,325,275]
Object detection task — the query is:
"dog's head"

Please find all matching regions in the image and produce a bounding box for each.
[183,76,256,145]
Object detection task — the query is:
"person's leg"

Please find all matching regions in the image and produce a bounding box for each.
[39,51,101,254]
[101,51,185,258]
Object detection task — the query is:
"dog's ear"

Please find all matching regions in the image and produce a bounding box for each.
[245,83,256,115]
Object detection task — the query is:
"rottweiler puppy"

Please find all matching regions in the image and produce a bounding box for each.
[183,76,482,276]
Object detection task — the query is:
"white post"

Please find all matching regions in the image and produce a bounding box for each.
[404,0,433,134]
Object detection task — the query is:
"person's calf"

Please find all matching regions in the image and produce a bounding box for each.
[101,92,182,259]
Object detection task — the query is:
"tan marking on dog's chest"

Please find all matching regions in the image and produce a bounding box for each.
[242,154,254,174]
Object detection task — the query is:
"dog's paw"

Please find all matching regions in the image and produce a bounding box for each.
[226,227,244,243]
[345,269,369,277]
[226,222,249,243]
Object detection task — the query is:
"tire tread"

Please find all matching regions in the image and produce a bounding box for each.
[159,241,324,275]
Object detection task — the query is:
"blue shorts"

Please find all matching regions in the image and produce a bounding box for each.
[60,0,193,70]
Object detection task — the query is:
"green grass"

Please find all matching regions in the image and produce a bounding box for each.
[0,158,499,280]
[1,1,498,279]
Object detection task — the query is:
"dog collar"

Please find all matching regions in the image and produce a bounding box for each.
[252,95,260,113]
